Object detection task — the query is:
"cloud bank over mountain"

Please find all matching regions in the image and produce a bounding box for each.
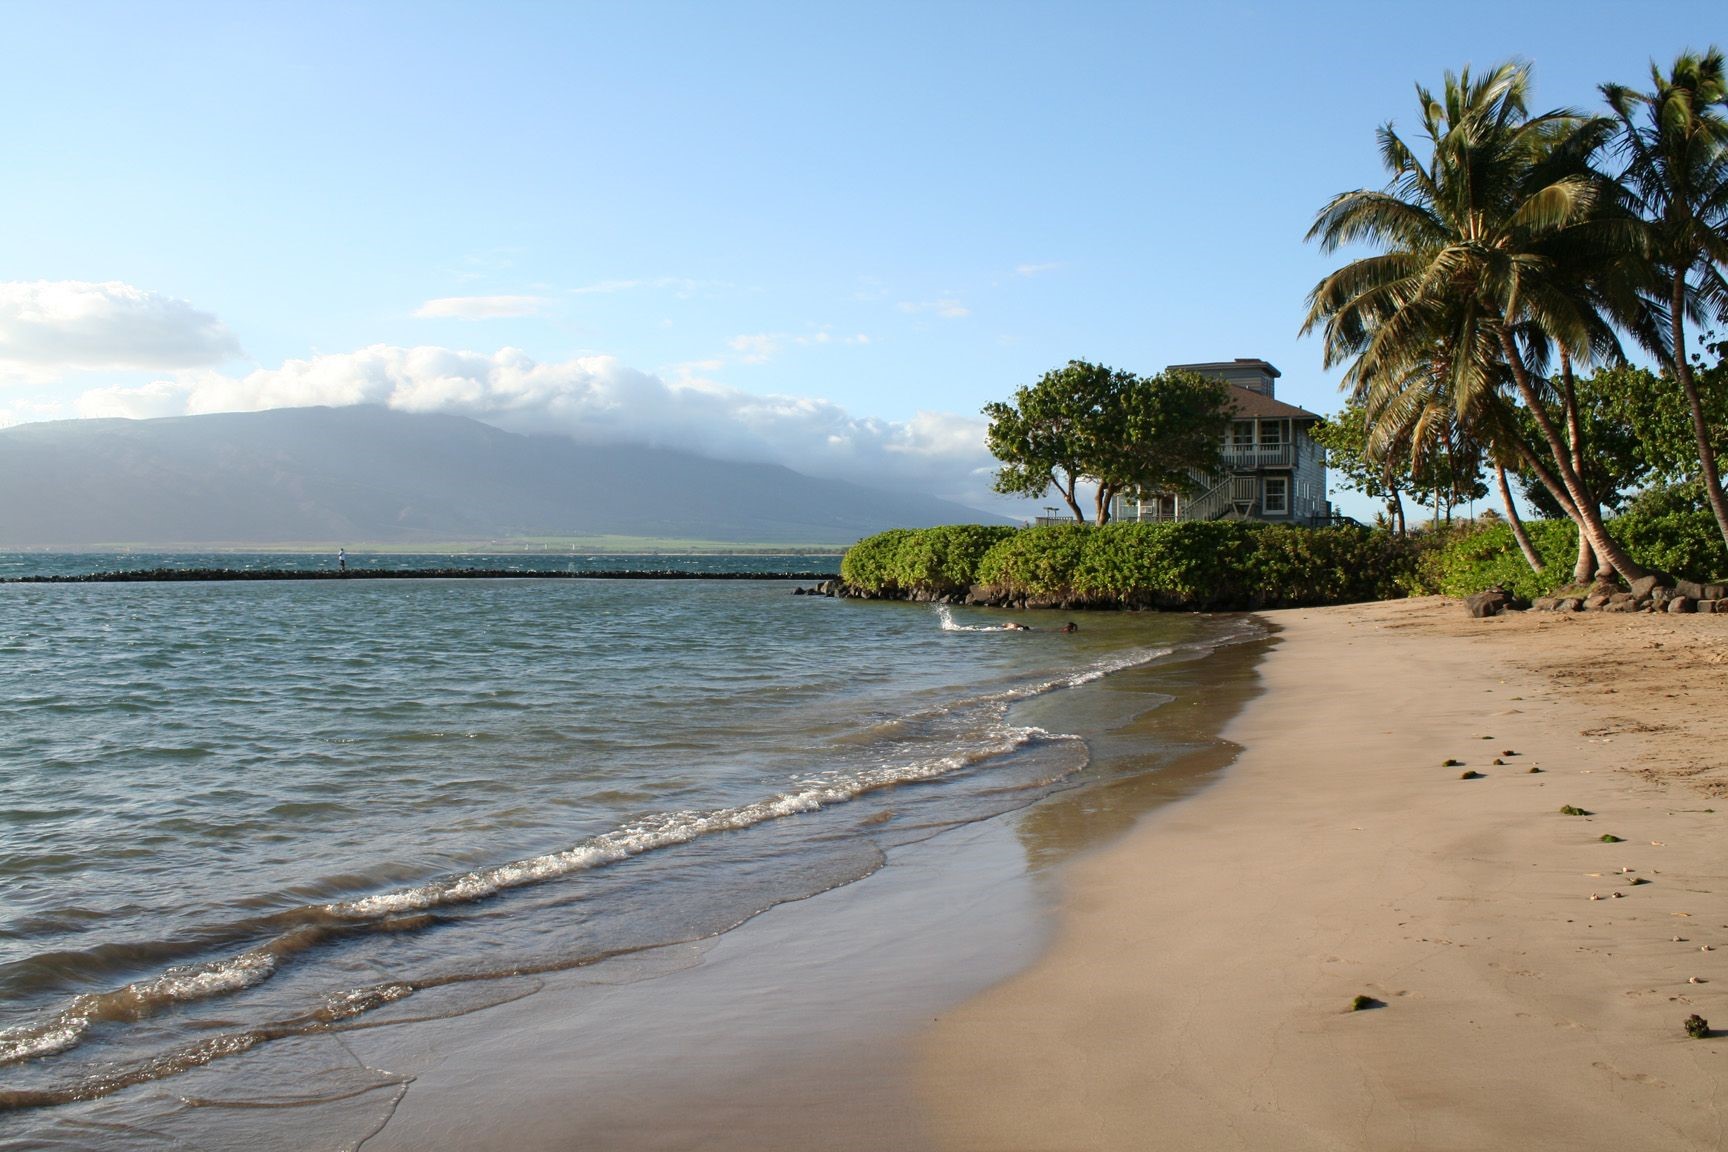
[1,278,1014,515]
[75,344,1005,512]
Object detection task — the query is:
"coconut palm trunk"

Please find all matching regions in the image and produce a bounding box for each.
[1672,276,1728,552]
[1499,333,1649,581]
[1558,352,1601,582]
[1495,462,1545,573]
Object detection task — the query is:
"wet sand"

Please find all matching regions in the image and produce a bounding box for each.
[922,597,1728,1150]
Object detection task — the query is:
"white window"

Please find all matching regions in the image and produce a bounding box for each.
[1232,420,1254,449]
[1259,420,1285,448]
[1262,476,1289,515]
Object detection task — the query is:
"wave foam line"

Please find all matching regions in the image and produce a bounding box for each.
[331,723,1070,919]
[0,946,279,1066]
[0,723,1075,1074]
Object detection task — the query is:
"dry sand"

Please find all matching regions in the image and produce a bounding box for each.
[921,597,1728,1151]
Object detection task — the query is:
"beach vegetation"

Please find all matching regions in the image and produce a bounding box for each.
[1305,52,1728,587]
[983,363,1232,525]
[1313,397,1487,535]
[838,525,1016,598]
[1305,61,1656,584]
[844,521,1416,609]
[1560,805,1593,816]
[1685,1013,1711,1038]
[1416,500,1728,598]
[1350,994,1383,1011]
[1600,833,1625,841]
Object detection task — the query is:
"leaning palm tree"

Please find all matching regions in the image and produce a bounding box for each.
[1304,61,1650,582]
[1603,48,1728,555]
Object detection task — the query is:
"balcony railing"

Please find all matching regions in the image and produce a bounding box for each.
[1222,443,1294,468]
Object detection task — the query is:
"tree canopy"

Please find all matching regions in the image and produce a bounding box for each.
[984,361,1231,525]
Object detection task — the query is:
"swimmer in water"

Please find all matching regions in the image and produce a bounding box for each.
[1060,622,1078,633]
[1002,622,1031,631]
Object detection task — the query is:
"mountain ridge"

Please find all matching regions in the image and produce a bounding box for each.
[0,405,1005,547]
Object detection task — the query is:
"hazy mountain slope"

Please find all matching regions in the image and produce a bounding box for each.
[0,406,1004,546]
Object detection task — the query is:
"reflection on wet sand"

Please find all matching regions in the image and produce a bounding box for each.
[1012,628,1273,872]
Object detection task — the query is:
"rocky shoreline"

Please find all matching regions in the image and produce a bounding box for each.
[1469,575,1728,617]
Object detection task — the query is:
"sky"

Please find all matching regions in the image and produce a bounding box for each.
[0,0,1719,521]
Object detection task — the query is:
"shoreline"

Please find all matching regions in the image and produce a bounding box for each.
[332,617,1268,1151]
[921,596,1728,1150]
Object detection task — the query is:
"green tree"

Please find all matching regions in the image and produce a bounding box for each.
[1312,399,1410,532]
[1302,61,1652,582]
[1088,368,1231,525]
[1513,364,1659,516]
[1603,48,1728,555]
[983,362,1230,525]
[1315,394,1487,534]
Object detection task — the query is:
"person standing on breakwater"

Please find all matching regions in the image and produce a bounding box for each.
[337,547,347,574]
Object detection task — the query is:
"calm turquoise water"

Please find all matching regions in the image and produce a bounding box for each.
[0,568,1256,1146]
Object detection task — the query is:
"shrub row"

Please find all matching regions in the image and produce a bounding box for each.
[841,521,1417,610]
[1418,506,1728,598]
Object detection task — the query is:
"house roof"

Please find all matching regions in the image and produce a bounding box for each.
[1227,384,1321,421]
[1172,358,1281,378]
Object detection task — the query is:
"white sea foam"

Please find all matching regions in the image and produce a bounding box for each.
[0,948,280,1068]
[328,722,1074,922]
[0,1016,90,1065]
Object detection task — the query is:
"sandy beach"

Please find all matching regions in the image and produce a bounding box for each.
[922,596,1728,1150]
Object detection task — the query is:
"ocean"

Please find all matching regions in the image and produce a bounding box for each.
[0,556,1260,1148]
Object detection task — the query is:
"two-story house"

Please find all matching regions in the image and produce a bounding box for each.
[1112,358,1330,524]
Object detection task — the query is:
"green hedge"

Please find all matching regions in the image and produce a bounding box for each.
[1417,506,1728,597]
[1415,520,1579,600]
[1612,506,1728,581]
[839,524,1017,596]
[844,521,1416,609]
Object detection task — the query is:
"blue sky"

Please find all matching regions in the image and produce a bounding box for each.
[0,0,1718,519]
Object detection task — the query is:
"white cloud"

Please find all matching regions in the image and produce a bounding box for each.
[413,295,548,319]
[897,298,970,319]
[0,280,241,379]
[728,333,779,364]
[726,327,859,365]
[73,344,1006,512]
[1014,262,1061,277]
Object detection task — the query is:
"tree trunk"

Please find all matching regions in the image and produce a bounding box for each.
[1558,352,1600,583]
[1496,463,1544,574]
[1500,332,1649,582]
[1671,272,1728,556]
[1391,487,1406,535]
[1052,471,1086,523]
[1573,531,1597,585]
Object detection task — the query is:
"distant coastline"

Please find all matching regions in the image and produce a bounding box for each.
[4,566,840,584]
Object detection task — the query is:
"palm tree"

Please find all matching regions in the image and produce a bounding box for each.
[1603,48,1728,555]
[1303,61,1650,582]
